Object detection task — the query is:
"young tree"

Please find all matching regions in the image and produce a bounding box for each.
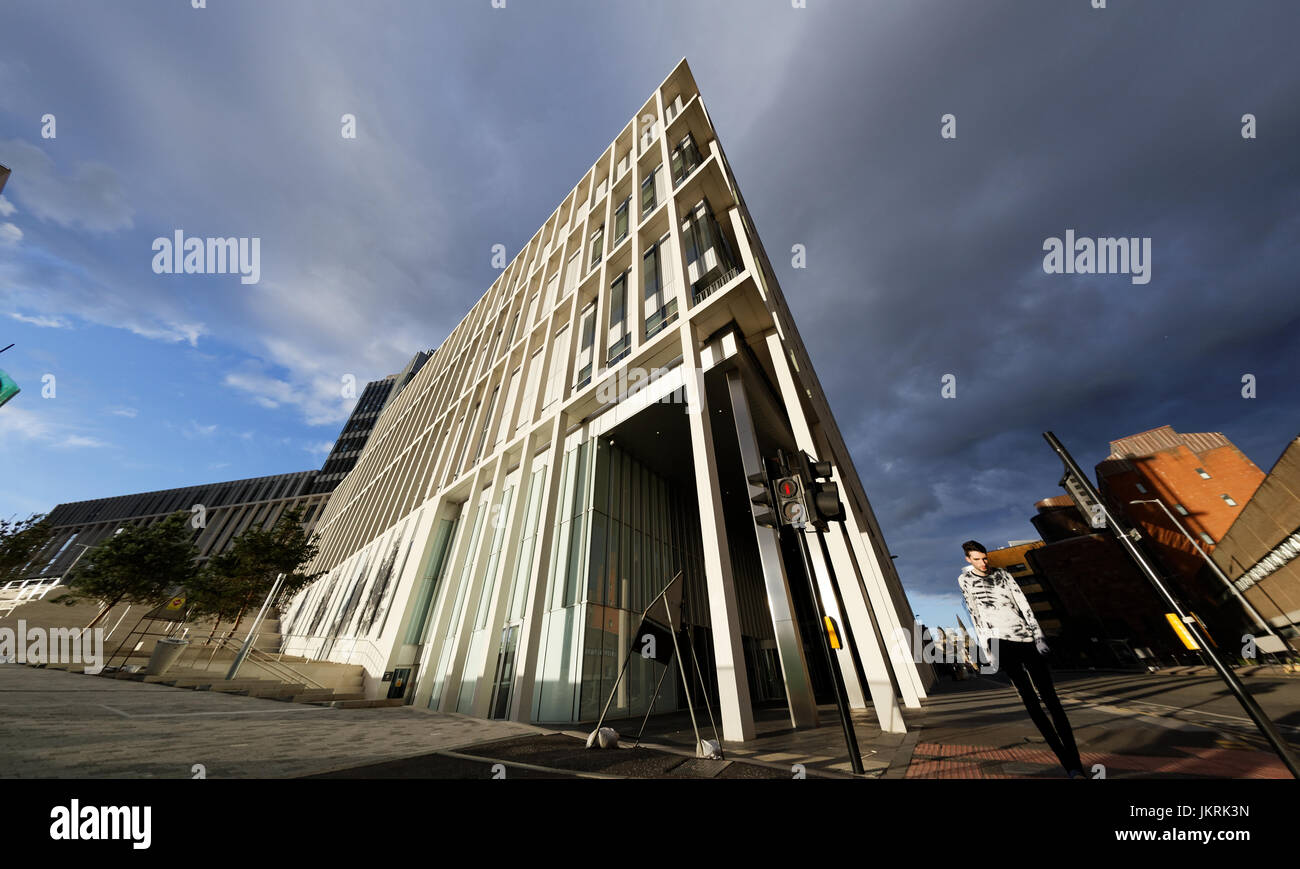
[185,558,247,644]
[62,512,201,628]
[0,514,57,584]
[208,506,321,635]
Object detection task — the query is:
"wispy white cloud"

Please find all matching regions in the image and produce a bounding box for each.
[224,365,356,428]
[10,312,70,329]
[165,419,218,439]
[0,222,21,246]
[108,407,138,418]
[57,434,109,449]
[303,440,334,457]
[0,405,111,450]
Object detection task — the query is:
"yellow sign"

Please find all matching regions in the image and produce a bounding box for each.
[144,592,188,620]
[824,616,842,650]
[1166,613,1200,650]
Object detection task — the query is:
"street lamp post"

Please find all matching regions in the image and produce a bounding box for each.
[1128,499,1284,645]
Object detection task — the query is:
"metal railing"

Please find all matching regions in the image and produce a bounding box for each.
[276,630,388,677]
[0,577,64,617]
[692,267,739,305]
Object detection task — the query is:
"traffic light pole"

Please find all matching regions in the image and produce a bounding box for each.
[793,524,865,775]
[1044,431,1300,778]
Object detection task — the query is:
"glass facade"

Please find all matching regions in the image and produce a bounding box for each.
[531,438,712,723]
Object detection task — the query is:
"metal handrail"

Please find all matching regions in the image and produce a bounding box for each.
[110,624,327,690]
[206,634,326,689]
[276,630,387,675]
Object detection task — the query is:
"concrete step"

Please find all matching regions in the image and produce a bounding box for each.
[314,698,405,709]
[287,689,338,702]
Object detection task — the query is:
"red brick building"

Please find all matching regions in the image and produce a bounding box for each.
[1097,426,1264,588]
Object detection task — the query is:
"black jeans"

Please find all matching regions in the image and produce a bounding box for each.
[992,640,1083,774]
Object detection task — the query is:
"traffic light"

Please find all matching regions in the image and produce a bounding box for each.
[774,473,808,527]
[793,451,845,528]
[747,460,778,529]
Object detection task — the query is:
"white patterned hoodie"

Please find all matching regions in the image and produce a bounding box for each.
[958,565,1044,646]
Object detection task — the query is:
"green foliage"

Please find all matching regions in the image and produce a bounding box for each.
[202,506,322,619]
[0,514,57,583]
[63,512,201,612]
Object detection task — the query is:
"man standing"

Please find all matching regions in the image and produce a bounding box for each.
[958,540,1086,778]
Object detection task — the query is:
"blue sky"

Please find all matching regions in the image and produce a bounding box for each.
[2,1,1298,634]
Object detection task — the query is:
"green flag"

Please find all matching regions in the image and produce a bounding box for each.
[0,369,20,408]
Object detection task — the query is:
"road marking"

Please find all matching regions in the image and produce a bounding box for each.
[1123,698,1300,734]
[98,703,331,718]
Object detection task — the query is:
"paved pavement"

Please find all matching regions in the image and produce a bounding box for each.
[3,664,1297,779]
[0,665,544,778]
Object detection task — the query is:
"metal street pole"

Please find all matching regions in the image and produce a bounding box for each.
[1045,431,1299,777]
[793,525,865,774]
[226,572,285,680]
[1128,498,1283,643]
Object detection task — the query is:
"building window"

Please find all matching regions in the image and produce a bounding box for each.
[641,167,658,218]
[1174,503,1189,516]
[1199,532,1215,545]
[574,303,597,389]
[589,224,604,269]
[1135,482,1147,493]
[670,132,702,188]
[1195,467,1211,479]
[682,199,737,302]
[607,271,630,365]
[1221,494,1237,506]
[614,197,629,245]
[643,239,677,339]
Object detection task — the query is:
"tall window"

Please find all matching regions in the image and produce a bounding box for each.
[473,386,499,464]
[516,348,545,434]
[542,324,571,409]
[564,250,581,297]
[643,238,677,339]
[589,224,604,269]
[671,132,702,187]
[607,270,630,364]
[641,167,658,218]
[1195,467,1212,479]
[614,197,630,245]
[495,367,521,449]
[575,303,597,389]
[683,199,737,302]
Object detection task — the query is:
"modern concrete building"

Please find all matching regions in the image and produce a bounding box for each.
[279,59,931,740]
[34,470,331,582]
[308,351,432,495]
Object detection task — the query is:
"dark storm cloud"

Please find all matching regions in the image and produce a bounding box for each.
[704,1,1300,609]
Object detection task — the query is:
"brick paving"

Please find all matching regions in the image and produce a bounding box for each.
[3,663,1296,779]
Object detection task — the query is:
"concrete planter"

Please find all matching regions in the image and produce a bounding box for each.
[146,637,190,676]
